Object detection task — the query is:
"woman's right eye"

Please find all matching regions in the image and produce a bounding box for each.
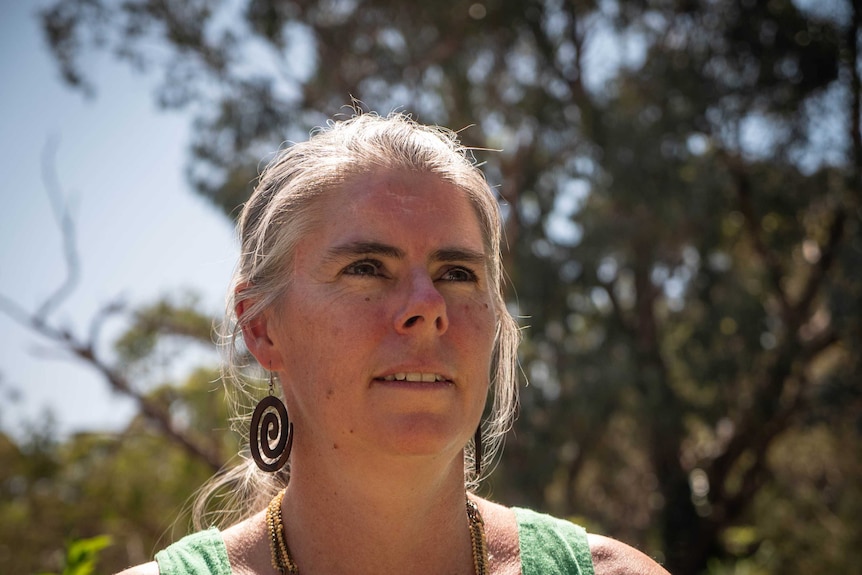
[342,259,383,277]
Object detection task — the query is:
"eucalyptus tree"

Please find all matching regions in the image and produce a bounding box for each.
[41,1,862,572]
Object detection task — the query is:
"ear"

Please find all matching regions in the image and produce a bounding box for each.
[236,294,285,371]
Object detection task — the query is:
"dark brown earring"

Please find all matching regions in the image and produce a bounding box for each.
[473,425,483,476]
[250,369,294,472]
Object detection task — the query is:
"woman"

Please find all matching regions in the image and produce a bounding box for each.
[121,112,668,575]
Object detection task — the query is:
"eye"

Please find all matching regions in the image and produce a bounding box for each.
[439,266,478,282]
[342,259,385,277]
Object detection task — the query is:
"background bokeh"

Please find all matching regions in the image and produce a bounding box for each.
[1,1,860,574]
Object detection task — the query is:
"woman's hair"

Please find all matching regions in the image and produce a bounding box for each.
[194,111,520,528]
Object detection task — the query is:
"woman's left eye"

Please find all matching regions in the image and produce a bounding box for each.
[440,266,478,282]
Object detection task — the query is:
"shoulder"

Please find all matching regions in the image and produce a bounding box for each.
[506,504,670,575]
[115,561,159,575]
[139,527,232,575]
[220,511,272,574]
[588,534,670,575]
[472,497,521,575]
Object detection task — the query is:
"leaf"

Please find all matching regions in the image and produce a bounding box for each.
[62,535,112,575]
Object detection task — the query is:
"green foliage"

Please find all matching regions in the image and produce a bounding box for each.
[115,292,217,366]
[32,0,862,573]
[38,535,113,575]
[0,326,234,573]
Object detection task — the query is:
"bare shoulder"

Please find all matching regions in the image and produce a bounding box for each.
[588,534,670,575]
[471,496,520,575]
[220,510,272,575]
[115,561,159,575]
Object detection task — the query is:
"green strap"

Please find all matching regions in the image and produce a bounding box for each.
[515,507,595,575]
[155,527,232,575]
[154,509,594,575]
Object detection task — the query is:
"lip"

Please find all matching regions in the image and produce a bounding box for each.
[372,368,455,386]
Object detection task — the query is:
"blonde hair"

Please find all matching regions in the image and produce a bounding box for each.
[194,111,520,528]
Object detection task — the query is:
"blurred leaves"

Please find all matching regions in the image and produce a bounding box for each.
[114,292,216,365]
[41,535,113,575]
[0,363,233,573]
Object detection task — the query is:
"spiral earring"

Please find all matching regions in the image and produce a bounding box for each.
[473,424,483,477]
[249,368,294,472]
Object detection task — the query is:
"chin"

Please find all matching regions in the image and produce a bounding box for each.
[374,413,471,456]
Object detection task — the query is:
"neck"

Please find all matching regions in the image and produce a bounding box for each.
[280,449,475,575]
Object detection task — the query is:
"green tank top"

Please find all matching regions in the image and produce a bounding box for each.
[155,507,594,574]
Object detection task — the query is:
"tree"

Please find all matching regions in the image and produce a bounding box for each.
[0,182,238,571]
[35,0,862,572]
[0,367,233,574]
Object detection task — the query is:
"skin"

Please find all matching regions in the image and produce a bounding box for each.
[118,169,669,575]
[261,169,497,472]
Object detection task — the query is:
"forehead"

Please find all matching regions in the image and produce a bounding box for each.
[306,169,488,252]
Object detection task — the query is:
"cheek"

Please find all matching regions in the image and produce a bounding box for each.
[456,300,497,350]
[286,295,386,369]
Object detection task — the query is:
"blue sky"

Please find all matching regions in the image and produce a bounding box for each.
[0,2,237,438]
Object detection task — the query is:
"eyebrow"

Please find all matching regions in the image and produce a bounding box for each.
[325,241,405,262]
[431,247,487,265]
[325,241,486,265]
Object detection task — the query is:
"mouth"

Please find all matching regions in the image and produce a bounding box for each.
[374,372,453,384]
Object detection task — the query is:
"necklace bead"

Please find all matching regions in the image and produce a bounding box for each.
[266,488,489,574]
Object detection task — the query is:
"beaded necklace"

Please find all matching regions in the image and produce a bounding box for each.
[266,488,489,575]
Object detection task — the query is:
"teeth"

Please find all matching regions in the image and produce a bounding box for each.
[381,373,447,382]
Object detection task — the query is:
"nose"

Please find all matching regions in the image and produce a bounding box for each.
[394,270,449,335]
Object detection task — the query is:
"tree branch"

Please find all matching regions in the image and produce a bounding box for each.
[599,278,634,333]
[723,153,792,319]
[795,207,846,320]
[67,325,225,472]
[719,373,807,524]
[35,136,80,322]
[0,146,226,473]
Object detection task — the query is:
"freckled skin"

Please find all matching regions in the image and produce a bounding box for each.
[263,169,498,465]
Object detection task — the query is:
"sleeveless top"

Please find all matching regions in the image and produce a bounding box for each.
[155,507,595,575]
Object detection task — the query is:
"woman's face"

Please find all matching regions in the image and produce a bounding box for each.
[261,169,497,466]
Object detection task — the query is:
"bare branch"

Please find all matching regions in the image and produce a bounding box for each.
[88,297,127,346]
[35,136,81,322]
[66,337,225,472]
[4,289,226,471]
[0,293,43,331]
[0,146,227,472]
